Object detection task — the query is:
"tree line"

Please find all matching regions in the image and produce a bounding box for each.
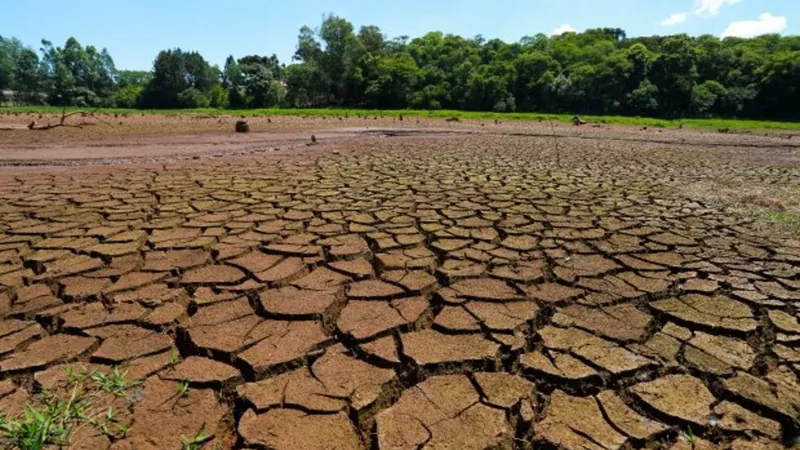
[1,15,798,119]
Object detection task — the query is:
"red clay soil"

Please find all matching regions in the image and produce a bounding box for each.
[0,115,799,449]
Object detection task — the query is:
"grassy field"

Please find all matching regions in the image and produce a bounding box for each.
[4,106,799,131]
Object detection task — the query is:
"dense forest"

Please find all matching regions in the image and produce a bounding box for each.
[1,15,799,119]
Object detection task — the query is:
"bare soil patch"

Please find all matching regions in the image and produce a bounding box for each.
[0,116,799,449]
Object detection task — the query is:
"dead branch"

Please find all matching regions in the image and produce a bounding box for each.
[28,107,114,131]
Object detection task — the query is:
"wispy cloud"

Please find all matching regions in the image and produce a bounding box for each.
[551,24,577,35]
[722,12,787,38]
[660,0,742,27]
[661,13,689,26]
[695,0,742,16]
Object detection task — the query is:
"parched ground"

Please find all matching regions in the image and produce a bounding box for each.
[0,115,799,449]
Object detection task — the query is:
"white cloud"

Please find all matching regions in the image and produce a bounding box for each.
[660,0,742,27]
[661,13,689,26]
[722,12,787,38]
[551,24,576,35]
[695,0,742,16]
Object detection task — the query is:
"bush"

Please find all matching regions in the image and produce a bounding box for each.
[177,87,210,108]
[209,85,229,109]
[113,85,143,108]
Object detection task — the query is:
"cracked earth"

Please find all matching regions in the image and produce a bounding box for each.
[0,116,799,449]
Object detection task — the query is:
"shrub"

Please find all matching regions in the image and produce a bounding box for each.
[113,85,143,108]
[177,87,210,108]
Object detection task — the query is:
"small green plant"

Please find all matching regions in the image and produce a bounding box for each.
[169,350,181,368]
[180,425,209,450]
[0,366,141,449]
[683,425,697,449]
[90,367,141,397]
[0,404,70,450]
[176,381,190,398]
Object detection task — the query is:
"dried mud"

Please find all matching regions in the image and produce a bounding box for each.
[0,115,799,449]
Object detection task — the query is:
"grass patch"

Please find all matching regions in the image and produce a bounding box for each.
[0,366,140,449]
[3,106,799,131]
[763,210,800,234]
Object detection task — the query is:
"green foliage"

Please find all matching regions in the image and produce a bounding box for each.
[1,24,799,120]
[177,87,210,108]
[0,366,140,449]
[208,84,229,109]
[180,425,209,450]
[90,367,141,397]
[763,210,800,234]
[140,49,218,108]
[113,84,143,108]
[116,70,151,88]
[176,381,190,398]
[38,37,116,106]
[0,404,70,450]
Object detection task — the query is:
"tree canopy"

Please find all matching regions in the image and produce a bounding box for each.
[1,18,798,120]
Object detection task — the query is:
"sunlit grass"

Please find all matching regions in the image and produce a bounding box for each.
[763,210,800,234]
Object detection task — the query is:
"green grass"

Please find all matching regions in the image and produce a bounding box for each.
[4,105,799,131]
[763,210,800,234]
[180,425,210,450]
[0,366,140,450]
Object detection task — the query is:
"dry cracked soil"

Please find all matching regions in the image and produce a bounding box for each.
[0,113,799,449]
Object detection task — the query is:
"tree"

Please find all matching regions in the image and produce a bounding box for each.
[626,79,659,115]
[38,37,117,106]
[116,70,151,88]
[14,48,42,105]
[365,52,419,108]
[691,80,726,116]
[2,21,799,119]
[140,49,218,108]
[177,87,210,108]
[650,37,698,117]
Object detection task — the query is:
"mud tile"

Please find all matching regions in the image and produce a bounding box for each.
[537,390,627,449]
[161,356,239,384]
[0,322,43,355]
[687,332,755,371]
[651,295,757,333]
[180,264,247,285]
[254,257,306,284]
[520,351,598,381]
[522,282,584,304]
[238,320,328,373]
[239,409,361,450]
[227,250,282,274]
[329,257,374,278]
[473,372,534,409]
[377,374,510,449]
[260,287,336,317]
[552,303,652,342]
[61,302,147,330]
[348,279,404,299]
[291,266,349,291]
[142,249,210,272]
[597,390,668,440]
[338,296,427,340]
[111,376,227,450]
[713,401,782,440]
[538,326,655,375]
[631,374,715,426]
[93,328,172,363]
[465,300,540,331]
[0,334,96,374]
[401,329,498,366]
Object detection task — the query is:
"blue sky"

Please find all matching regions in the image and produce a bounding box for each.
[4,0,797,70]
